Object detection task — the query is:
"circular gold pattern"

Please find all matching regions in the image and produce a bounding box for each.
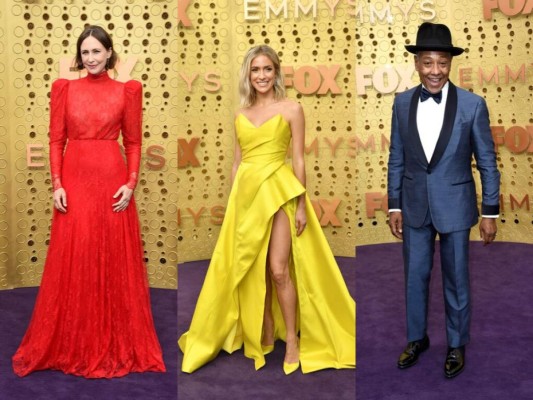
[1,0,177,289]
[0,1,10,289]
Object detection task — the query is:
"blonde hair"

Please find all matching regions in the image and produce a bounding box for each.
[239,45,286,107]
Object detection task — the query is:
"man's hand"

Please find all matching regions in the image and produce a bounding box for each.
[479,217,497,246]
[389,211,403,240]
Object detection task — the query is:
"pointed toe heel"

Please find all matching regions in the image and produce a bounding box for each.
[283,361,300,375]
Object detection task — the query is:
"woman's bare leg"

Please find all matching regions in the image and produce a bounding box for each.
[268,209,299,364]
[262,266,274,347]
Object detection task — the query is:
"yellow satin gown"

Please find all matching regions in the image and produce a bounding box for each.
[179,113,355,373]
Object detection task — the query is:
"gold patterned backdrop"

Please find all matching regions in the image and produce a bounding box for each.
[0,2,9,290]
[354,0,533,246]
[178,0,357,262]
[0,0,178,290]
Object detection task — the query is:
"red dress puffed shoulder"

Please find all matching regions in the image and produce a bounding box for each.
[12,72,166,378]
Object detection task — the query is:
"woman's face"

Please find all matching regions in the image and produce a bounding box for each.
[80,35,112,75]
[250,54,276,95]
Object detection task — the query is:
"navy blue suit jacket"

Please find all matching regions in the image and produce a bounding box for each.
[387,82,500,233]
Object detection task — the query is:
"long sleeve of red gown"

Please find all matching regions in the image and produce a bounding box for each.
[49,79,70,190]
[122,80,142,189]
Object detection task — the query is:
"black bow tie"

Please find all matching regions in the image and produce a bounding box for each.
[420,87,442,104]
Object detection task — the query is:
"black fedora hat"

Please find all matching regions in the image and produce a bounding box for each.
[405,22,464,56]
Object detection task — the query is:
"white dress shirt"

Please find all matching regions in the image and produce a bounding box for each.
[417,82,448,162]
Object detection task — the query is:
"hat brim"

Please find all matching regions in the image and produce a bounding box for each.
[405,45,464,56]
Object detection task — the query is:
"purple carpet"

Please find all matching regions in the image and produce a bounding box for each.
[178,257,356,400]
[356,242,533,400]
[0,287,177,399]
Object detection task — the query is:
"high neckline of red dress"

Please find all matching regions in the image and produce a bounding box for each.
[85,70,111,82]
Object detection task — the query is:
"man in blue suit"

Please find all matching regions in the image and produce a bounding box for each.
[387,22,500,378]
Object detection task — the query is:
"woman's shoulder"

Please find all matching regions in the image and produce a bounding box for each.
[51,78,70,91]
[123,79,142,93]
[277,98,299,108]
[277,99,302,113]
[50,79,71,100]
[276,99,303,122]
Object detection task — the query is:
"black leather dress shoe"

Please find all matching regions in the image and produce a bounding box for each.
[444,346,465,378]
[397,335,430,369]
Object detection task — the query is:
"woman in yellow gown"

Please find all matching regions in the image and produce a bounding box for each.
[178,45,355,374]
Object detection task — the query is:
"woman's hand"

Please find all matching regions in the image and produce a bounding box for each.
[53,188,67,213]
[295,204,307,236]
[112,185,133,212]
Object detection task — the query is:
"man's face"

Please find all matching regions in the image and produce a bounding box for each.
[415,51,452,94]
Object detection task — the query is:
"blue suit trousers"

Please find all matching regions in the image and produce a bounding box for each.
[402,210,471,348]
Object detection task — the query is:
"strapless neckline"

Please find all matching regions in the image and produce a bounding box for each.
[236,113,289,129]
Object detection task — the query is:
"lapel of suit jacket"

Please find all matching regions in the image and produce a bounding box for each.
[428,82,458,170]
[407,85,428,168]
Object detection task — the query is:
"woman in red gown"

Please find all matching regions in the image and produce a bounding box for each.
[12,25,166,378]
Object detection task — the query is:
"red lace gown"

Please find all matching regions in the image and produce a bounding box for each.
[12,72,166,378]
